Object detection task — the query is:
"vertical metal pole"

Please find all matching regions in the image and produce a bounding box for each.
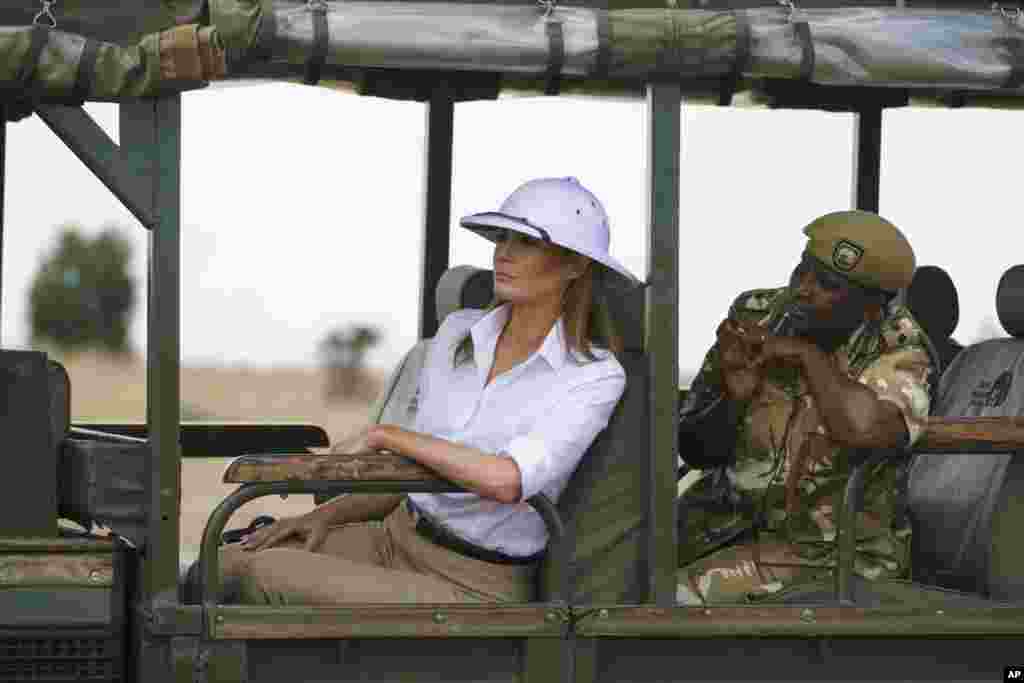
[645,83,681,607]
[418,82,455,340]
[137,96,182,601]
[0,104,5,346]
[851,107,883,213]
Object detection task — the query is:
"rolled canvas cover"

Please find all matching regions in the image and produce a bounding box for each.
[4,3,1024,102]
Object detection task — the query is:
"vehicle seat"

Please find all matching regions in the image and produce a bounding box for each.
[0,352,71,536]
[907,264,1024,600]
[905,265,964,375]
[371,266,649,604]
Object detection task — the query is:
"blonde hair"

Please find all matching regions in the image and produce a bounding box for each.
[453,258,623,368]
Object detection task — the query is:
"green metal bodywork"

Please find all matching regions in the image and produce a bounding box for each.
[3,4,1024,680]
[644,82,681,609]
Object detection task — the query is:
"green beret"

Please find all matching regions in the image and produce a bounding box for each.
[802,210,916,293]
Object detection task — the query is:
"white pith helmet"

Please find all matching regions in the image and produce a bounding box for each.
[460,177,642,289]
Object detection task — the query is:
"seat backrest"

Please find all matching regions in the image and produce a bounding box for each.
[907,265,1024,599]
[370,266,494,428]
[0,351,69,537]
[905,264,962,375]
[539,347,648,604]
[536,272,647,604]
[373,267,649,604]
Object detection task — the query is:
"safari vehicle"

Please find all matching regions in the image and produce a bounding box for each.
[3,1,1024,681]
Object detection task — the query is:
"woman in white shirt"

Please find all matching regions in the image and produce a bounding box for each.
[222,177,641,604]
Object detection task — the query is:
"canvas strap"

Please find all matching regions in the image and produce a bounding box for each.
[794,19,815,82]
[72,38,101,103]
[1002,32,1024,90]
[719,11,751,106]
[544,18,565,96]
[303,1,329,86]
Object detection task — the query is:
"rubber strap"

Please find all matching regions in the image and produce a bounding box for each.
[303,3,329,86]
[544,19,564,96]
[794,19,815,82]
[1003,33,1024,90]
[719,11,751,106]
[72,39,101,103]
[595,9,612,78]
[252,5,278,62]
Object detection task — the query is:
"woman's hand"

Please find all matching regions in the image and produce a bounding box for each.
[239,513,332,553]
[331,424,373,455]
[365,424,402,451]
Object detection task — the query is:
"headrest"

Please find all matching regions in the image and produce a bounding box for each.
[997,265,1024,338]
[435,265,495,323]
[433,266,644,352]
[906,265,959,340]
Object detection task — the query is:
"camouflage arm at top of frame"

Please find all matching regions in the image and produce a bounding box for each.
[222,450,446,484]
[0,22,224,101]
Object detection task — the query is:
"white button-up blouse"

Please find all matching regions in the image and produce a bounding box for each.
[408,304,626,558]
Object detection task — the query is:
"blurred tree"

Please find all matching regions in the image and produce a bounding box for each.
[319,324,382,401]
[29,225,136,353]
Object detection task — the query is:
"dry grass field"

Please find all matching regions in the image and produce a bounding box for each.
[59,351,388,562]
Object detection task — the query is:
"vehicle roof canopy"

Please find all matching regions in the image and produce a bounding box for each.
[2,0,1024,109]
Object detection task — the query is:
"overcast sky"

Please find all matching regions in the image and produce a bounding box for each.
[1,82,1020,374]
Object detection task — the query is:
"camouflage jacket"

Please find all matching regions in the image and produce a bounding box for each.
[680,287,934,581]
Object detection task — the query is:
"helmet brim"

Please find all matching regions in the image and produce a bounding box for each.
[460,212,643,290]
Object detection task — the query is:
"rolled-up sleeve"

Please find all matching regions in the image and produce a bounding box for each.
[856,346,933,447]
[502,372,626,502]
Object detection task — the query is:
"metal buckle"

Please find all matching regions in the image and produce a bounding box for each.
[778,0,801,23]
[538,0,557,21]
[33,0,57,28]
[993,2,1023,25]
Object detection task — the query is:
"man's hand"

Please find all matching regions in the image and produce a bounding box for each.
[730,323,813,369]
[716,319,762,402]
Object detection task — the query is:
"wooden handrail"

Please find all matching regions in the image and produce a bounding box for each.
[916,416,1024,454]
[222,416,1024,486]
[222,450,443,484]
[221,416,1024,486]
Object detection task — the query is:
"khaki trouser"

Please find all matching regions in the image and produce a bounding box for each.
[220,500,536,605]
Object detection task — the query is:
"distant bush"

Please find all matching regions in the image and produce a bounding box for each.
[319,324,382,402]
[29,225,136,353]
[181,403,213,421]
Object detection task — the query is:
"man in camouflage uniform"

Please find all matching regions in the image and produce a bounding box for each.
[676,210,934,605]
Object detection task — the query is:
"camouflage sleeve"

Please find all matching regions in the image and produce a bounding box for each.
[857,346,933,446]
[680,343,723,420]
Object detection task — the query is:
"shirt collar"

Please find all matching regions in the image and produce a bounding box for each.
[469,304,567,377]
